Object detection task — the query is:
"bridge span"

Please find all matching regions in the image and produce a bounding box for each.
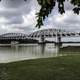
[0,28,80,45]
[0,33,38,44]
[28,28,80,44]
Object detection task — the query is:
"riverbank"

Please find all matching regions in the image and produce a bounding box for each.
[0,55,80,80]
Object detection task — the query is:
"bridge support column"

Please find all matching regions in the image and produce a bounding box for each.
[39,35,45,44]
[55,33,62,47]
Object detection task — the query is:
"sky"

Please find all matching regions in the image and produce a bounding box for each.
[0,0,80,34]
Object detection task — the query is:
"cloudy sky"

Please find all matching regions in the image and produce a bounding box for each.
[0,0,80,34]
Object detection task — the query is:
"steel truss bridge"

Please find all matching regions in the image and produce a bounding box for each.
[0,33,28,40]
[0,28,80,44]
[28,29,80,43]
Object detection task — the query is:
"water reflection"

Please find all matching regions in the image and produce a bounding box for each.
[39,44,46,54]
[0,43,80,63]
[0,44,58,63]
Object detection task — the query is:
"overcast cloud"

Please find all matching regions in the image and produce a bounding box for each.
[0,0,80,34]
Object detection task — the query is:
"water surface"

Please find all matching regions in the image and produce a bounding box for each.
[0,43,80,63]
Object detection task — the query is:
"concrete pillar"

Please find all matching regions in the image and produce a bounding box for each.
[57,34,61,43]
[41,35,45,43]
[55,31,62,47]
[38,35,45,44]
[57,33,62,47]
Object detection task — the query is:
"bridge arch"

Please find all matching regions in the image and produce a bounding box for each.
[0,33,28,40]
[28,28,79,43]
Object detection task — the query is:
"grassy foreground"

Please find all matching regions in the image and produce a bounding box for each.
[1,55,80,80]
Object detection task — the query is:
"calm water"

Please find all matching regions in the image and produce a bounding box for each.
[0,43,80,63]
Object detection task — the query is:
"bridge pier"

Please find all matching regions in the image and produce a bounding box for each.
[39,35,45,44]
[55,33,62,47]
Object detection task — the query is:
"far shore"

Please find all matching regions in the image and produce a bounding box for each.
[0,43,38,47]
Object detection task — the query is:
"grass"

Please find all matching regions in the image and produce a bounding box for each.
[1,55,80,80]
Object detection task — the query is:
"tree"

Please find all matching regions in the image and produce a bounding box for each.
[0,0,80,28]
[36,0,80,28]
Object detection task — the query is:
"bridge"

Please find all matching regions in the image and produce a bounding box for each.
[0,33,38,44]
[0,33,27,40]
[0,28,80,45]
[28,28,80,44]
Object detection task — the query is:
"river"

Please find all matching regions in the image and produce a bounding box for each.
[0,43,80,63]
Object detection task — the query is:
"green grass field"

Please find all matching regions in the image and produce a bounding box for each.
[0,55,80,80]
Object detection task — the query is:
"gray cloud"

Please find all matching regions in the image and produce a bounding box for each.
[0,0,40,34]
[0,0,80,34]
[0,0,31,8]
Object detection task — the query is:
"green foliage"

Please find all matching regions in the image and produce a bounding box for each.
[71,0,80,14]
[36,0,56,28]
[36,0,80,28]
